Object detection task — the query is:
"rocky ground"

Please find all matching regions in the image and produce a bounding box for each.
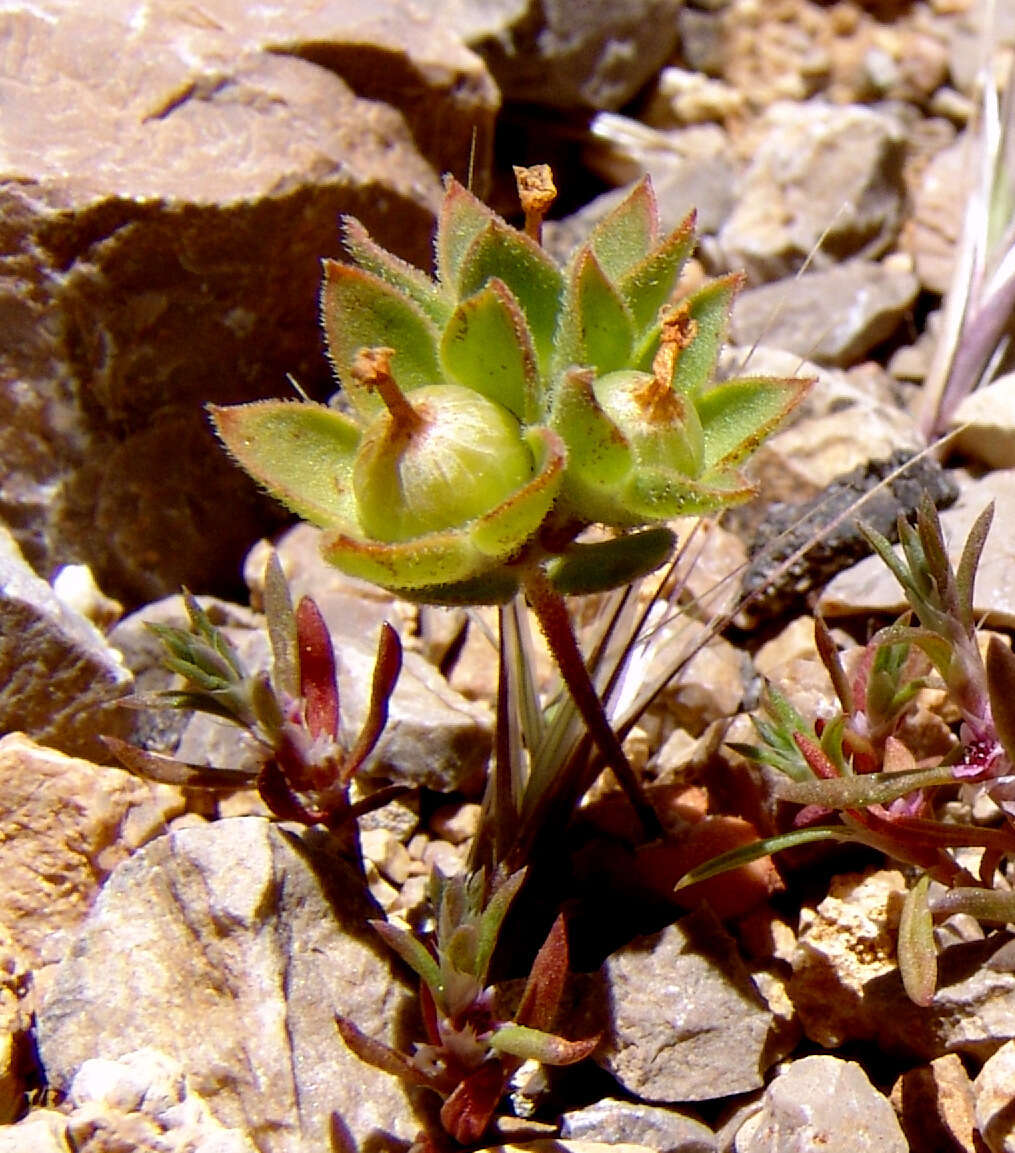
[4,0,1015,1150]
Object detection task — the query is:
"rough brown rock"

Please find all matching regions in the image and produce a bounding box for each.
[0,0,498,604]
[0,733,184,968]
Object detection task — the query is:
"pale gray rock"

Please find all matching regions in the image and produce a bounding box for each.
[733,1055,908,1153]
[446,0,684,110]
[0,530,132,762]
[598,908,776,1102]
[719,101,906,284]
[730,260,920,367]
[36,817,417,1152]
[561,1097,715,1152]
[819,468,1015,629]
[1,0,497,604]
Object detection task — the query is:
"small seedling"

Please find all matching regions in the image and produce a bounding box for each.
[681,495,1015,1002]
[107,555,404,842]
[336,867,598,1148]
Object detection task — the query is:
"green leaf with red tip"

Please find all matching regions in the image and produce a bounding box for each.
[457,220,564,374]
[619,209,697,333]
[210,400,360,530]
[488,1025,598,1066]
[697,375,811,471]
[440,279,539,422]
[585,176,658,282]
[556,248,634,378]
[340,216,449,327]
[988,635,1015,765]
[320,262,441,419]
[547,527,676,596]
[320,527,483,592]
[898,873,937,1006]
[468,427,566,558]
[437,177,500,289]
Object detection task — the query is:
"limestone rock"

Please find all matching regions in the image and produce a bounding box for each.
[65,1049,259,1153]
[0,532,132,762]
[0,733,184,967]
[36,817,417,1152]
[599,907,776,1102]
[719,101,906,284]
[903,134,967,293]
[0,1109,70,1153]
[975,1039,1015,1153]
[561,1097,715,1151]
[734,1055,908,1153]
[1,0,497,604]
[730,260,920,367]
[948,373,1015,469]
[789,868,907,1050]
[722,347,922,508]
[448,0,683,110]
[891,1053,978,1153]
[819,469,1015,629]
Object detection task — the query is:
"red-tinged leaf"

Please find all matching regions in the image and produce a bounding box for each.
[335,1014,436,1089]
[102,736,257,791]
[488,1023,600,1066]
[814,614,853,714]
[257,760,323,825]
[438,1060,504,1145]
[296,597,339,742]
[988,635,1015,766]
[341,622,402,784]
[792,731,841,781]
[515,914,568,1033]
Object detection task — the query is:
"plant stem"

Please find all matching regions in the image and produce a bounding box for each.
[522,565,662,840]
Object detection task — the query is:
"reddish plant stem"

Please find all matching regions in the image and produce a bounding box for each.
[523,565,661,840]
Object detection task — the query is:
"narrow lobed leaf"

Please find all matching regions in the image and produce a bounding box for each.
[488,1023,599,1066]
[474,868,527,986]
[341,621,402,783]
[371,920,445,1002]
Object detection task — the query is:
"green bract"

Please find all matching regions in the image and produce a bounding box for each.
[212,170,810,603]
